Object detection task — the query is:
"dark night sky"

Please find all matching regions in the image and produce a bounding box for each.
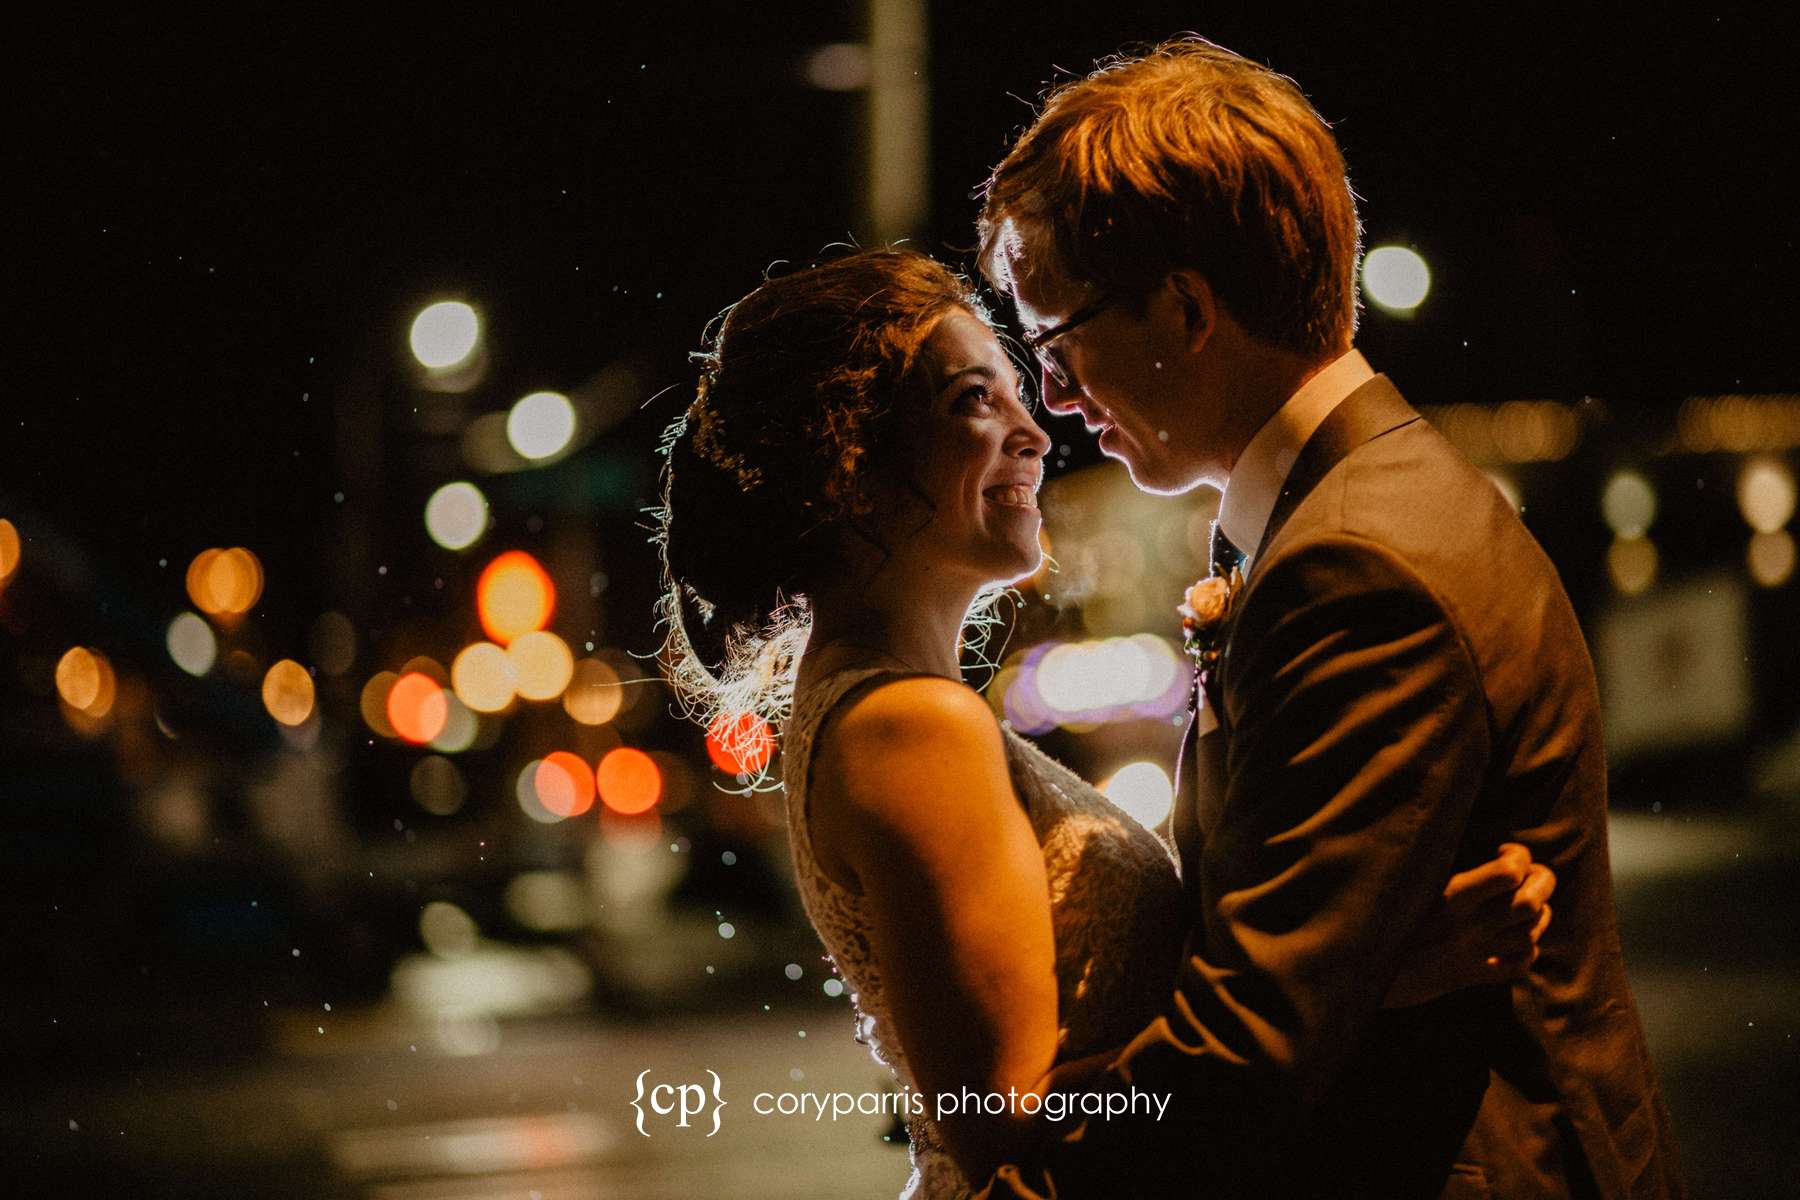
[11,6,1797,658]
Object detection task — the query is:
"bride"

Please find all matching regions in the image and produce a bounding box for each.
[652,250,1551,1198]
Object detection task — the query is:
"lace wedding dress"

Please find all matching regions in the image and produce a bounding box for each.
[782,666,1186,1199]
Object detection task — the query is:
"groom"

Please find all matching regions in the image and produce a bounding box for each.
[975,38,1681,1199]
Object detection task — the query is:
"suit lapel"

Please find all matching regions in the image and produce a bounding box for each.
[1175,376,1421,870]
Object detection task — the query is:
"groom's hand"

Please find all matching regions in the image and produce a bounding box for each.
[1383,842,1556,1009]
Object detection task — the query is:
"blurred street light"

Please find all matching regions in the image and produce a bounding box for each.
[1362,245,1431,313]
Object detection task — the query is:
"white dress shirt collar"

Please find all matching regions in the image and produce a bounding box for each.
[1216,348,1375,571]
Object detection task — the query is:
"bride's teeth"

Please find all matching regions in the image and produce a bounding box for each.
[987,485,1035,506]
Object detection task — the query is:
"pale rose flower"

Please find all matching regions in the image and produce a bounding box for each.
[1181,575,1234,626]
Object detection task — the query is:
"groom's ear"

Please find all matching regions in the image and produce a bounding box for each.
[1164,269,1218,352]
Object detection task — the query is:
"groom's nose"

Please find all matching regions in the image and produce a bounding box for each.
[1038,366,1083,415]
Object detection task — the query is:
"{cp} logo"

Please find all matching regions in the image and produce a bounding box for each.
[631,1069,727,1137]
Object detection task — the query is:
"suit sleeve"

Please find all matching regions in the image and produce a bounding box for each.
[984,534,1492,1197]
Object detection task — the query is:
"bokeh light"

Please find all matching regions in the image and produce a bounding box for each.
[55,646,103,712]
[185,547,264,621]
[0,517,19,584]
[360,671,400,738]
[563,657,623,725]
[706,713,778,775]
[424,481,491,551]
[507,630,574,701]
[506,391,577,461]
[418,900,480,958]
[1736,456,1797,533]
[56,646,117,721]
[1748,530,1796,588]
[428,694,479,754]
[410,755,468,816]
[309,610,357,676]
[476,551,555,645]
[387,671,449,744]
[515,759,562,823]
[1677,394,1800,453]
[504,872,590,932]
[451,641,517,713]
[1024,635,1185,727]
[1601,471,1658,539]
[597,747,662,815]
[261,659,316,727]
[1491,401,1581,462]
[536,751,597,818]
[409,301,481,370]
[1362,245,1431,313]
[1608,535,1659,596]
[1102,761,1175,830]
[166,612,217,676]
[597,649,656,729]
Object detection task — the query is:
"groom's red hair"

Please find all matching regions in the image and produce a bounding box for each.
[978,36,1362,359]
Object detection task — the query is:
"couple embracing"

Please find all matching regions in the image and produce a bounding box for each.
[654,37,1681,1200]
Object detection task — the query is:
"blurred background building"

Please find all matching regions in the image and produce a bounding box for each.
[5,6,1796,1197]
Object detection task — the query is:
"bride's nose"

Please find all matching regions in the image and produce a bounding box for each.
[1007,411,1052,459]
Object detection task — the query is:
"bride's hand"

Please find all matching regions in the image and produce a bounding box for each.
[1383,843,1555,1009]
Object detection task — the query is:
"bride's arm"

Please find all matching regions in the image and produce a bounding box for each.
[810,675,1057,1182]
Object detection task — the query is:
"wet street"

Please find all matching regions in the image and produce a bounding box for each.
[6,810,1796,1198]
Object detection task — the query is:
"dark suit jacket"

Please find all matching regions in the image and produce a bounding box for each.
[987,377,1682,1199]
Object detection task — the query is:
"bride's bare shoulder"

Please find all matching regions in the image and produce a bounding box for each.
[808,675,1017,877]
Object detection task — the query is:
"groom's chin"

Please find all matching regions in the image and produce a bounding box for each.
[1123,461,1208,497]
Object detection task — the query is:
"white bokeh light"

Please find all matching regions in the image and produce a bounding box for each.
[515,759,563,823]
[1602,471,1658,539]
[506,391,576,461]
[1736,456,1797,533]
[1362,245,1432,313]
[409,301,481,370]
[424,481,490,551]
[166,611,217,676]
[1102,761,1174,831]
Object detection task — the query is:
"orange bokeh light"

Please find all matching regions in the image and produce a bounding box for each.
[563,657,623,725]
[0,518,20,583]
[360,671,399,738]
[536,751,597,818]
[387,671,449,743]
[706,712,777,775]
[262,659,316,727]
[55,646,117,721]
[186,547,264,620]
[596,747,662,815]
[476,551,555,645]
[55,647,102,712]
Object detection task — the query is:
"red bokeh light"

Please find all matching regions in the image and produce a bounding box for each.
[388,672,449,743]
[705,712,777,775]
[596,747,661,815]
[536,751,597,818]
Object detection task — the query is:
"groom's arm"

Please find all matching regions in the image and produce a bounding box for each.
[986,533,1491,1197]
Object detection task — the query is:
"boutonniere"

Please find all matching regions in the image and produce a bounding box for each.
[1178,566,1244,672]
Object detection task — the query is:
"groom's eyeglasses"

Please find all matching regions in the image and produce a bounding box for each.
[1021,294,1116,391]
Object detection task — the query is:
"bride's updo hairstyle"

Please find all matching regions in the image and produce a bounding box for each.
[653,250,995,757]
